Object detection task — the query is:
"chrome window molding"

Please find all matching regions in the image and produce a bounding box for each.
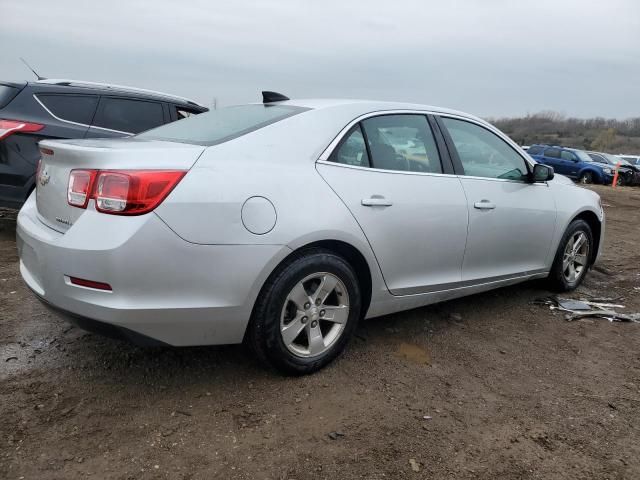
[317,109,545,185]
[33,94,134,136]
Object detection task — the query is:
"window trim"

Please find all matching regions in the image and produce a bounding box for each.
[33,94,130,135]
[319,110,454,176]
[328,123,371,168]
[435,114,535,183]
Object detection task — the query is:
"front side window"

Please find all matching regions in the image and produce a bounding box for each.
[94,97,165,133]
[361,115,442,173]
[441,117,528,181]
[588,153,607,164]
[138,104,308,145]
[330,125,370,167]
[39,94,99,125]
[560,150,577,161]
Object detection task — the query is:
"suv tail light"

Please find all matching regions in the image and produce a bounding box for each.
[0,119,44,140]
[67,170,185,215]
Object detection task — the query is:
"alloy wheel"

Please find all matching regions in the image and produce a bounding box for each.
[562,231,590,283]
[280,272,350,358]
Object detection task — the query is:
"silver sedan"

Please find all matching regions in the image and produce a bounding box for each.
[17,94,604,374]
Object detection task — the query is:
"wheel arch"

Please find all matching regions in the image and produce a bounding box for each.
[252,239,374,321]
[570,210,602,264]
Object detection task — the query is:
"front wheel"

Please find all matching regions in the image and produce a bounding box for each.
[578,171,594,184]
[547,219,593,292]
[247,249,361,375]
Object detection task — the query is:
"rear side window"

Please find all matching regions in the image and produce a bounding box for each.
[0,84,20,109]
[94,97,165,134]
[361,115,442,173]
[330,125,370,167]
[588,153,606,164]
[38,94,99,125]
[544,148,561,158]
[527,145,543,155]
[138,104,309,146]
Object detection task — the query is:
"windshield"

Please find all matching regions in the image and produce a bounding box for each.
[138,104,309,146]
[573,150,593,162]
[606,154,630,166]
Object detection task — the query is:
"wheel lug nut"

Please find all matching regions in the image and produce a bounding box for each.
[301,316,308,324]
[320,310,325,317]
[311,320,318,328]
[304,302,310,310]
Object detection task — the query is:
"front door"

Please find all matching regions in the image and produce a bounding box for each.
[438,116,557,282]
[317,114,469,295]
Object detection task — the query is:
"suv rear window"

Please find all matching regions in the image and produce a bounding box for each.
[38,94,99,125]
[0,85,20,109]
[138,104,309,146]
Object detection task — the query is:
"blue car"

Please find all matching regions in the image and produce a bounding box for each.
[527,145,614,184]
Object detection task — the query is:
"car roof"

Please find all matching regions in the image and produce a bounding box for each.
[273,98,484,123]
[28,79,206,109]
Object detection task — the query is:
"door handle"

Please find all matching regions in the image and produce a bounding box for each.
[474,200,496,210]
[362,196,393,207]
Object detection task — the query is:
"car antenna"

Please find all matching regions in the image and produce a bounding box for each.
[262,91,289,103]
[19,57,46,80]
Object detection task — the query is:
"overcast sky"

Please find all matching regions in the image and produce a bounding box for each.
[3,0,639,118]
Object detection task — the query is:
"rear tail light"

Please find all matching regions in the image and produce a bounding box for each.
[67,170,96,208]
[0,119,44,140]
[67,169,185,215]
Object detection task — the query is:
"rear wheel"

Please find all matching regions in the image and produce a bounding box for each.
[247,249,361,375]
[547,219,593,292]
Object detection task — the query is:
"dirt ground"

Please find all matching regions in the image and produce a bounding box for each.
[1,185,639,480]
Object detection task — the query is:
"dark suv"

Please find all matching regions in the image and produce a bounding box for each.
[0,79,208,208]
[527,144,614,185]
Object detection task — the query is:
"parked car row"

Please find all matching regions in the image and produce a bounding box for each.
[526,144,640,186]
[0,79,208,209]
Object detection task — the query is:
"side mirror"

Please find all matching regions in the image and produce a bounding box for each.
[532,163,554,182]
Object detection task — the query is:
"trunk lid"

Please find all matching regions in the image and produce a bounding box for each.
[35,137,205,232]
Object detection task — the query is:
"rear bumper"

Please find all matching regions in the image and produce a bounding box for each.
[17,194,291,346]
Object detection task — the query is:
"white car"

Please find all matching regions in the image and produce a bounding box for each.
[17,93,604,374]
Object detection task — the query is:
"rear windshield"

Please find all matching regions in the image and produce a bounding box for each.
[138,104,309,146]
[0,84,20,109]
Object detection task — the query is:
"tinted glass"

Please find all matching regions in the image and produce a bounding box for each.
[330,125,370,167]
[442,117,528,180]
[544,148,561,158]
[361,115,442,173]
[39,95,99,125]
[560,150,576,161]
[0,85,19,109]
[527,145,543,155]
[94,98,164,133]
[139,104,308,145]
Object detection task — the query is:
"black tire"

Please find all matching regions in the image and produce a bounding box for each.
[246,248,362,375]
[547,219,594,292]
[578,171,594,184]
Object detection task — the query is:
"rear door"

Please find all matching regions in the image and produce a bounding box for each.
[437,116,557,282]
[540,147,564,174]
[317,113,469,295]
[85,96,167,138]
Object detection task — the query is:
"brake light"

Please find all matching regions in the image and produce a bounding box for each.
[67,170,185,215]
[0,119,44,141]
[68,170,96,208]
